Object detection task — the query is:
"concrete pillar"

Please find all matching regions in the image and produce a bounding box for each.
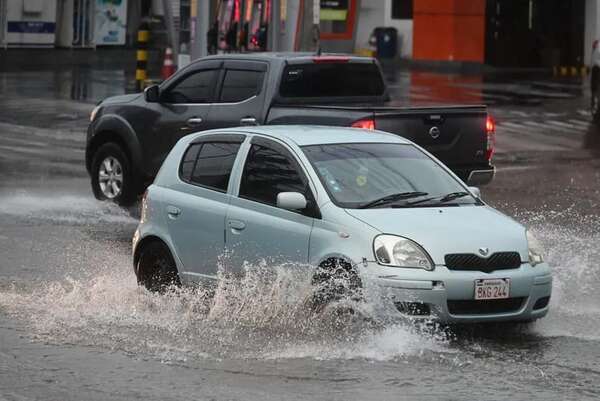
[269,0,281,51]
[192,0,209,59]
[162,0,179,61]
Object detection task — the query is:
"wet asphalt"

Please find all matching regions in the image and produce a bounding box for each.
[0,51,599,401]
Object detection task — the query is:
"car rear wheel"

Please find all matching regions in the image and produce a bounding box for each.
[309,258,363,311]
[136,240,181,292]
[91,142,136,206]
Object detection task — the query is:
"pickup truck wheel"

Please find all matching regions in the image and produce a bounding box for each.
[91,143,136,205]
[309,258,363,311]
[136,240,180,292]
[592,78,600,123]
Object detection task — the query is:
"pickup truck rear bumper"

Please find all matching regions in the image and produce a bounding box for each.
[453,165,496,186]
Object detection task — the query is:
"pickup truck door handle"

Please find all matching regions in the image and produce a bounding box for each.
[240,117,258,126]
[186,117,204,127]
[166,205,181,219]
[228,219,246,232]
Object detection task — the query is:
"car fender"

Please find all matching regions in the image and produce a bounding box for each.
[314,253,359,269]
[133,222,185,277]
[87,114,144,176]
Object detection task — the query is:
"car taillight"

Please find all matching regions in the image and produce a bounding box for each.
[486,115,496,161]
[352,118,376,130]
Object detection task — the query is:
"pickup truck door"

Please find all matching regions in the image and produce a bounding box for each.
[144,60,222,174]
[207,60,268,127]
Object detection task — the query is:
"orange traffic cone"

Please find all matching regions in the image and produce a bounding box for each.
[161,47,176,80]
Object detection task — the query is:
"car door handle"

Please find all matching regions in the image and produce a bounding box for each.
[166,205,181,219]
[186,117,203,127]
[228,219,246,232]
[240,117,257,126]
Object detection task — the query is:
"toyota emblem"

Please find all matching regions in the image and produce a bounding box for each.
[429,126,441,139]
[478,247,490,256]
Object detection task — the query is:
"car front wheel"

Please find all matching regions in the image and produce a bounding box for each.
[91,142,136,205]
[309,258,363,311]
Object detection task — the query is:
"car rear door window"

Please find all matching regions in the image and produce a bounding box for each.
[163,69,218,103]
[239,143,307,206]
[219,69,264,103]
[180,141,242,192]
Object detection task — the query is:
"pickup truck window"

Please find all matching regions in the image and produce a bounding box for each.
[162,69,218,104]
[180,141,242,192]
[280,63,385,98]
[239,144,308,206]
[219,69,265,103]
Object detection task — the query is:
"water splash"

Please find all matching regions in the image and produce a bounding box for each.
[516,209,600,340]
[0,261,451,363]
[0,191,136,224]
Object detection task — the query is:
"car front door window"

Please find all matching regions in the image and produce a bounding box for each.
[239,143,309,208]
[162,69,218,104]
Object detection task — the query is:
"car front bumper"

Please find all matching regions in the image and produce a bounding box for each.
[365,262,552,323]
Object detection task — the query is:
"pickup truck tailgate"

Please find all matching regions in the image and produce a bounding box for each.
[372,105,489,169]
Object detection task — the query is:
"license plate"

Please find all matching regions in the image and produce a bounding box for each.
[474,278,510,300]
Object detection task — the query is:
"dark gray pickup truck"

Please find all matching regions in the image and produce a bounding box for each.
[86,53,495,205]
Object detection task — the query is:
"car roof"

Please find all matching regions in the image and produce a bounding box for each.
[190,125,411,147]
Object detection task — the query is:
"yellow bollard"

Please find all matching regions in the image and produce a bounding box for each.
[136,23,150,92]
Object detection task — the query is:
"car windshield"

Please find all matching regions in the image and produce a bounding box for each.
[302,143,479,209]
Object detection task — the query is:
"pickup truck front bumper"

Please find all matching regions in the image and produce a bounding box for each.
[453,165,496,186]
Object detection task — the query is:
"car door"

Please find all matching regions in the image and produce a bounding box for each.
[164,133,246,282]
[144,60,222,174]
[225,136,317,270]
[207,60,268,127]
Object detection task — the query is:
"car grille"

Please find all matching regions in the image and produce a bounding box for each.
[445,252,521,273]
[447,297,525,315]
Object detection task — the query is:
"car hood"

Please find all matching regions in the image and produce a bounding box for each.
[345,205,528,265]
[102,93,141,105]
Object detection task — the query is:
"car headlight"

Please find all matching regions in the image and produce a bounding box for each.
[526,230,544,266]
[90,105,101,122]
[373,235,434,270]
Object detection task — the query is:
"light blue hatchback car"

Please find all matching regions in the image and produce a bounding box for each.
[132,126,552,323]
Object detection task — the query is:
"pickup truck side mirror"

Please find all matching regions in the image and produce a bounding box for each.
[277,192,307,211]
[468,186,481,199]
[144,85,160,103]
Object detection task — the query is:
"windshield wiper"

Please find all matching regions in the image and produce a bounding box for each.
[407,191,472,206]
[358,191,429,209]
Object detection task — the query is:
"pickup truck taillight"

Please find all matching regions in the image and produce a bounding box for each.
[486,115,496,161]
[312,56,350,63]
[352,118,376,130]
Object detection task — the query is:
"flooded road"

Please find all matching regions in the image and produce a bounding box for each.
[1,57,600,400]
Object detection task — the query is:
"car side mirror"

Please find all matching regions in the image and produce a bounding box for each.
[144,85,160,102]
[468,186,481,199]
[277,192,307,211]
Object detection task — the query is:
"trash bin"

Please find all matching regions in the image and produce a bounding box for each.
[370,27,398,59]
